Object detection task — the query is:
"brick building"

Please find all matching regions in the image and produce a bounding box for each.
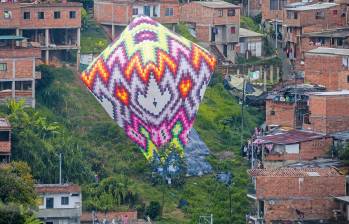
[247,168,346,223]
[305,47,349,90]
[254,129,332,168]
[303,91,349,134]
[0,118,11,163]
[283,2,346,70]
[0,1,82,65]
[94,0,180,39]
[80,211,138,224]
[180,1,240,63]
[0,35,41,107]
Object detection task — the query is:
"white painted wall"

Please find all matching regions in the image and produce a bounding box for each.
[38,193,81,210]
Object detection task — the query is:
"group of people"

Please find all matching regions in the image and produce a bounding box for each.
[241,127,265,169]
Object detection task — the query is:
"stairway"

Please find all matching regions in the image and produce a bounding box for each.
[210,45,226,64]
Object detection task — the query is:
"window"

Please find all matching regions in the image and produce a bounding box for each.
[61,196,69,205]
[54,11,60,19]
[0,131,9,141]
[270,0,279,10]
[287,11,297,19]
[15,81,32,91]
[46,197,54,209]
[315,11,325,19]
[4,10,12,19]
[217,9,223,17]
[270,110,276,115]
[152,6,158,17]
[132,8,138,16]
[347,75,349,83]
[38,11,44,19]
[69,11,76,19]
[23,11,30,20]
[338,38,343,46]
[0,81,11,91]
[71,193,80,197]
[165,8,174,16]
[231,27,236,34]
[143,6,150,16]
[342,57,349,67]
[0,63,7,71]
[333,9,338,15]
[228,9,235,16]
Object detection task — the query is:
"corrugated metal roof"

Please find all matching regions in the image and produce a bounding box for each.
[306,47,349,56]
[248,167,341,177]
[239,28,263,38]
[304,29,349,38]
[308,90,349,96]
[286,2,337,11]
[195,0,239,8]
[254,130,325,145]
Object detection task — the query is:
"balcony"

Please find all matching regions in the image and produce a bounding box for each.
[36,208,81,219]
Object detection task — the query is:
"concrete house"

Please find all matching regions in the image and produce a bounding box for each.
[239,27,263,57]
[35,184,82,224]
[0,118,11,163]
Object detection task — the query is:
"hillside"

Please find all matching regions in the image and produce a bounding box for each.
[9,65,261,223]
[6,18,263,223]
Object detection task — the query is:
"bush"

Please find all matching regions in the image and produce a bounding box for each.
[145,201,161,220]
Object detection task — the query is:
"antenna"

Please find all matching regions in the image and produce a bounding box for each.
[59,153,62,185]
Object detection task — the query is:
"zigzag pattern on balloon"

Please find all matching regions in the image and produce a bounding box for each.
[81,16,216,160]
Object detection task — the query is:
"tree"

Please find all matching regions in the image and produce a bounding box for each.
[145,201,161,220]
[0,162,36,206]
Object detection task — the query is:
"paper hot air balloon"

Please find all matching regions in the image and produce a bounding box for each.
[81,16,216,160]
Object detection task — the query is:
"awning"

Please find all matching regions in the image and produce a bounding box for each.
[0,35,27,41]
[334,196,349,204]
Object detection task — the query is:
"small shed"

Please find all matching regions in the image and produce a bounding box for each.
[239,28,263,57]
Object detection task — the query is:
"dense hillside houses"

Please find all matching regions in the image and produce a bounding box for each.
[0,0,82,65]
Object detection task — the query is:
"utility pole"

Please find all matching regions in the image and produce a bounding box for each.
[59,153,62,185]
[247,0,250,17]
[275,17,278,49]
[240,78,246,148]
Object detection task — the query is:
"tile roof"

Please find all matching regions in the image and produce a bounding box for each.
[254,130,325,145]
[80,211,138,222]
[248,167,341,177]
[35,184,81,194]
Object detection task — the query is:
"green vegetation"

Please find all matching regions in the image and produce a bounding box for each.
[175,22,197,43]
[0,162,42,224]
[80,15,109,54]
[240,16,262,33]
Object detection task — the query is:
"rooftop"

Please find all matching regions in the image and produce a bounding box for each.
[35,184,81,194]
[330,130,349,141]
[286,158,344,168]
[304,29,349,38]
[306,47,349,56]
[239,28,263,38]
[248,167,341,177]
[253,130,325,145]
[308,90,349,96]
[80,211,138,222]
[285,2,338,11]
[334,196,349,204]
[195,0,239,9]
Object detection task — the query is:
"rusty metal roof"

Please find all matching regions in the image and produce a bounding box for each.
[35,184,81,194]
[248,167,341,177]
[255,130,326,145]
